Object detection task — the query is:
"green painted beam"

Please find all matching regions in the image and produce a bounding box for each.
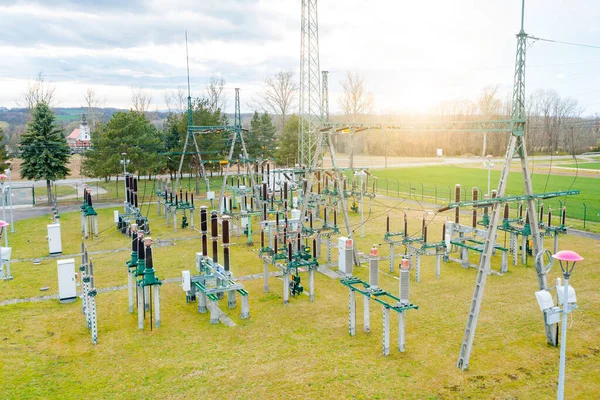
[439,190,580,211]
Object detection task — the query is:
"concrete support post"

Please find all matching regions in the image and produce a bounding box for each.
[501,251,508,273]
[554,234,559,254]
[316,235,321,258]
[127,271,134,313]
[327,236,332,263]
[144,285,150,311]
[512,233,518,266]
[209,300,219,324]
[241,295,250,319]
[521,235,527,265]
[283,272,290,304]
[84,217,89,239]
[383,306,390,356]
[349,290,356,336]
[93,216,99,238]
[154,285,161,328]
[80,212,85,235]
[173,212,177,232]
[309,268,315,302]
[363,294,370,333]
[137,286,144,330]
[263,259,269,293]
[435,254,441,279]
[416,253,421,283]
[198,292,207,313]
[398,311,406,352]
[461,246,469,269]
[157,200,161,216]
[389,243,395,273]
[228,290,237,309]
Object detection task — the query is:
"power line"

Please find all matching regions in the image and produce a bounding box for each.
[529,36,600,50]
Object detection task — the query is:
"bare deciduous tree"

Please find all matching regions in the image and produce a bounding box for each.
[164,86,187,114]
[254,70,297,131]
[17,72,56,112]
[84,87,104,132]
[206,75,228,113]
[339,72,374,168]
[131,87,152,112]
[477,85,502,157]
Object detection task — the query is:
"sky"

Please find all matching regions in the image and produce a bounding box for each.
[1,0,600,115]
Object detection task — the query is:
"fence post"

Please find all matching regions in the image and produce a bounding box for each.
[116,178,119,200]
[76,183,79,201]
[32,186,36,206]
[583,203,587,230]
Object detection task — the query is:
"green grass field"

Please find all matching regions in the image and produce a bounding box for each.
[0,195,599,399]
[560,162,600,170]
[370,165,600,225]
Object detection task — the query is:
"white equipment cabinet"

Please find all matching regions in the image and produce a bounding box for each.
[57,258,77,303]
[338,236,354,276]
[47,223,63,255]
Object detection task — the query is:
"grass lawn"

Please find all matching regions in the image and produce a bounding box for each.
[371,165,600,224]
[560,162,600,170]
[0,195,599,399]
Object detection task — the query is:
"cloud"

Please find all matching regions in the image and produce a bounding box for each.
[556,73,565,79]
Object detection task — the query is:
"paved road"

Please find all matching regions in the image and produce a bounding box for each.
[11,201,122,222]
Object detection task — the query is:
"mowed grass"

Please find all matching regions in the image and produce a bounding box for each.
[371,165,600,224]
[0,197,599,399]
[560,162,600,170]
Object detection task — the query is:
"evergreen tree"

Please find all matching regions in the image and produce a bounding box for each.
[246,111,262,158]
[274,114,299,166]
[19,102,70,204]
[260,112,276,159]
[83,111,162,179]
[0,126,8,165]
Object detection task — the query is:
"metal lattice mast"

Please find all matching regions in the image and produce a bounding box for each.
[322,70,329,122]
[299,0,322,167]
[176,32,209,191]
[457,0,553,371]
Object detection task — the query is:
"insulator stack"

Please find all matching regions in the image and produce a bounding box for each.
[548,209,552,227]
[442,221,446,241]
[539,204,544,222]
[454,184,461,223]
[561,206,566,225]
[200,206,208,256]
[472,187,478,228]
[503,203,509,220]
[296,231,301,251]
[211,211,219,263]
[403,214,408,237]
[288,242,293,262]
[223,216,230,272]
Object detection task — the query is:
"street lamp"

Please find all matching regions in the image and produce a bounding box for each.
[553,250,583,400]
[120,153,130,210]
[484,155,494,197]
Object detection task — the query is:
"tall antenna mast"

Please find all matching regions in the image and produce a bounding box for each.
[185,30,191,99]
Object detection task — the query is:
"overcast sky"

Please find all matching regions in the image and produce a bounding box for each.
[1,0,600,115]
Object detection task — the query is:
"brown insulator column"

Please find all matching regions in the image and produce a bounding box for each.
[525,208,530,224]
[312,238,317,258]
[334,209,337,226]
[191,194,194,207]
[442,221,446,240]
[274,235,278,254]
[386,215,390,233]
[309,211,313,229]
[131,225,138,252]
[296,231,301,252]
[539,203,544,222]
[403,214,408,237]
[250,196,254,211]
[503,203,509,219]
[261,229,265,249]
[222,216,230,272]
[200,206,208,256]
[454,184,461,224]
[185,191,188,203]
[137,232,145,261]
[126,176,131,205]
[146,242,154,270]
[262,182,267,201]
[288,241,293,262]
[547,208,552,227]
[228,197,233,212]
[283,217,288,243]
[211,211,219,263]
[175,193,178,207]
[324,206,328,225]
[519,202,523,219]
[423,225,428,243]
[284,181,288,211]
[263,203,267,222]
[472,187,478,228]
[561,206,566,226]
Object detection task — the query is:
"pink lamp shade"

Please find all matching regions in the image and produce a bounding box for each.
[0,220,9,228]
[0,174,7,180]
[552,250,584,262]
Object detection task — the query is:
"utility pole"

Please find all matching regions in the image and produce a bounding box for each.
[299,0,322,167]
[457,0,557,370]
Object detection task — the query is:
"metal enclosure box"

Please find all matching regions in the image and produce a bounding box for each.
[47,223,63,255]
[182,270,191,292]
[338,236,353,276]
[57,258,77,303]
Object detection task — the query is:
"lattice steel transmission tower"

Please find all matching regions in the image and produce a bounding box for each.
[299,0,322,167]
[322,70,329,122]
[456,0,555,370]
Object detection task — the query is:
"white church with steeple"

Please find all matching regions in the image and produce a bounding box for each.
[67,114,92,152]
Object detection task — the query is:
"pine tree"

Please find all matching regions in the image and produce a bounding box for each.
[260,112,276,159]
[274,114,299,166]
[246,111,262,158]
[19,102,70,204]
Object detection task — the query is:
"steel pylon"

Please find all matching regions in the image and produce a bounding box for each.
[299,0,322,167]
